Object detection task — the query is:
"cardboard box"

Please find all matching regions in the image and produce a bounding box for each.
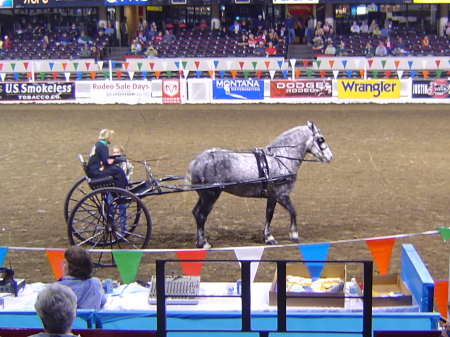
[269,264,346,307]
[355,274,412,307]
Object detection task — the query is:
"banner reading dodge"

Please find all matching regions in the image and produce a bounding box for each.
[0,82,75,101]
[337,79,400,99]
[270,80,332,98]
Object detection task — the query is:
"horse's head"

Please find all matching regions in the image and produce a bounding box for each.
[307,121,333,163]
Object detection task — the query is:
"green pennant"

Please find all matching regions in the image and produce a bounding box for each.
[372,71,378,78]
[103,72,109,79]
[73,63,79,71]
[438,227,450,242]
[10,63,16,71]
[243,71,249,79]
[306,70,313,78]
[166,71,172,78]
[112,251,143,284]
[182,61,188,69]
[316,60,321,68]
[436,70,442,78]
[137,63,143,71]
[252,61,257,70]
[381,60,387,69]
[39,73,45,81]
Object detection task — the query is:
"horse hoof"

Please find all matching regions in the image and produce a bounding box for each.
[265,235,277,245]
[202,242,212,249]
[289,232,299,242]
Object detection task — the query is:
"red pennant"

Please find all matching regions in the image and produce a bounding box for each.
[231,70,237,79]
[238,62,245,70]
[302,60,309,68]
[264,61,270,70]
[85,62,90,71]
[434,280,448,319]
[255,71,262,79]
[0,63,3,71]
[328,60,334,68]
[27,72,32,79]
[46,249,65,280]
[179,70,183,77]
[208,70,214,78]
[123,62,129,70]
[154,71,160,79]
[394,61,400,69]
[422,70,429,79]
[319,70,325,78]
[62,63,68,71]
[360,70,365,78]
[385,71,391,78]
[149,63,155,70]
[90,72,96,79]
[365,238,395,275]
[175,250,208,276]
[295,70,300,78]
[435,60,441,68]
[194,61,200,69]
[116,71,122,79]
[52,73,58,80]
[23,62,29,70]
[367,60,374,68]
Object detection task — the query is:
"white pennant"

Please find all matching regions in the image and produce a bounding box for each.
[333,70,339,79]
[35,62,41,71]
[0,73,5,82]
[421,59,428,69]
[207,60,214,70]
[397,70,404,79]
[269,70,275,79]
[162,62,167,71]
[233,247,265,284]
[289,58,296,68]
[97,61,104,69]
[353,58,360,69]
[183,69,189,78]
[64,72,71,81]
[128,71,134,80]
[226,61,232,70]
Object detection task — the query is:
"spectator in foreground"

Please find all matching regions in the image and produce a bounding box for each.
[145,44,158,58]
[79,45,92,58]
[29,283,77,337]
[324,42,336,56]
[364,42,374,58]
[265,41,277,56]
[253,40,266,56]
[375,41,388,56]
[335,41,348,56]
[58,32,73,46]
[77,31,93,45]
[57,246,106,310]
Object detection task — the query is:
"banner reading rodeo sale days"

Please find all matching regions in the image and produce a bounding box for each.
[338,79,401,99]
[0,82,75,101]
[270,80,332,98]
[90,81,152,104]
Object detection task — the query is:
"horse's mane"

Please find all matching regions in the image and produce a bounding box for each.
[266,125,309,148]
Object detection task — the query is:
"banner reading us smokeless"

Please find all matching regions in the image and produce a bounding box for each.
[337,79,401,99]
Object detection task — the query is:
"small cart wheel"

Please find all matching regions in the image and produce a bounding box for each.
[67,187,152,266]
[64,176,90,224]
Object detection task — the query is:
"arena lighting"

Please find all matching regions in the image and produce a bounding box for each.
[413,0,450,2]
[235,0,250,3]
[171,0,186,4]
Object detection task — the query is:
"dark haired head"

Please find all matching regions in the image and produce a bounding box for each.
[64,246,93,280]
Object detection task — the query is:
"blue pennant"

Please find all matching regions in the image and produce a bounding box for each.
[298,243,330,280]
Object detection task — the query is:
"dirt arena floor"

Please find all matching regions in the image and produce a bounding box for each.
[1,103,450,286]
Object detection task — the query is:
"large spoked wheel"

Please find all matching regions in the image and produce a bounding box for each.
[64,176,90,224]
[67,187,152,267]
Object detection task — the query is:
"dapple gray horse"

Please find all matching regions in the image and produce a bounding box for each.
[186,122,333,248]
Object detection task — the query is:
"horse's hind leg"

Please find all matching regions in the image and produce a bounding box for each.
[192,188,221,249]
[276,195,299,242]
[263,198,277,245]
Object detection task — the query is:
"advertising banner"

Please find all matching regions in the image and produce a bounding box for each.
[337,79,400,99]
[412,80,450,99]
[105,0,148,5]
[0,82,75,101]
[89,81,152,104]
[213,79,264,100]
[270,80,332,98]
[162,79,181,104]
[15,0,102,8]
[1,0,13,8]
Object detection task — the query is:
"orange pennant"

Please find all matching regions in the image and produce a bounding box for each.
[154,71,160,79]
[328,60,334,68]
[231,70,237,79]
[394,61,400,69]
[319,70,325,78]
[360,70,365,78]
[90,72,96,79]
[46,249,65,280]
[208,70,214,78]
[123,62,129,70]
[434,280,448,319]
[255,71,262,79]
[385,71,391,78]
[365,238,395,275]
[175,250,208,276]
[422,70,429,79]
[27,72,32,79]
[62,63,68,71]
[264,61,270,69]
[295,70,300,78]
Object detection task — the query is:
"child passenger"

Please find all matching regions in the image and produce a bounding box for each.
[112,145,133,182]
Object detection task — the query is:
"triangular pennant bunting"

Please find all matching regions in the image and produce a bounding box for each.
[112,251,143,284]
[176,250,208,276]
[298,243,330,280]
[438,227,450,242]
[128,71,134,80]
[269,70,275,79]
[365,238,395,275]
[0,248,8,267]
[46,249,65,281]
[434,280,448,319]
[234,247,264,284]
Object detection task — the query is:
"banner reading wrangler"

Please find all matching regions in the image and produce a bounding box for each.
[338,79,400,99]
[213,79,264,100]
[0,82,75,101]
[270,80,332,98]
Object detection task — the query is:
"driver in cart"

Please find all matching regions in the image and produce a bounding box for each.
[86,129,128,189]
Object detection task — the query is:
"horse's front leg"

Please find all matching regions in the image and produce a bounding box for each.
[192,189,221,249]
[263,198,277,245]
[277,195,299,242]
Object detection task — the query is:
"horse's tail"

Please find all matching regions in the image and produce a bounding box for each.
[185,158,195,185]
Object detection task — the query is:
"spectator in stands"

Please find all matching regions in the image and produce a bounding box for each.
[248,33,257,48]
[324,27,335,41]
[393,37,408,56]
[163,29,176,43]
[2,35,12,51]
[255,25,265,37]
[384,36,393,53]
[269,28,280,42]
[91,45,99,60]
[323,20,331,36]
[284,13,296,45]
[266,32,278,47]
[371,25,381,37]
[79,44,92,58]
[130,38,143,54]
[98,23,106,34]
[305,14,315,45]
[336,41,348,56]
[42,35,50,51]
[58,32,72,47]
[350,21,360,34]
[146,26,156,41]
[120,16,129,46]
[368,20,377,34]
[105,22,115,36]
[253,40,266,56]
[380,24,391,38]
[229,20,242,36]
[253,15,266,31]
[69,23,80,39]
[219,26,229,39]
[153,31,163,43]
[277,25,287,43]
[77,31,93,45]
[137,31,146,44]
[364,42,374,58]
[324,42,336,56]
[375,41,388,56]
[256,30,267,45]
[57,246,106,310]
[29,283,77,337]
[421,35,429,48]
[237,33,248,46]
[24,23,34,37]
[360,20,369,34]
[265,41,277,56]
[33,25,45,38]
[145,44,158,58]
[241,19,250,33]
[312,36,324,54]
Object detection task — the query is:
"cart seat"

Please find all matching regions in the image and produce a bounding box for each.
[78,154,115,190]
